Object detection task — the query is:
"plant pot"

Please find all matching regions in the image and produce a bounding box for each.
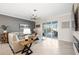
[3,30,7,33]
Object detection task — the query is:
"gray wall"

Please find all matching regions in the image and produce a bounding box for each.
[0,14,35,33]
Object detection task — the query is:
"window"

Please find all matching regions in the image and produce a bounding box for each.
[23,28,31,34]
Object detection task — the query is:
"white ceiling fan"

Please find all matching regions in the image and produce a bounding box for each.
[31,9,41,20]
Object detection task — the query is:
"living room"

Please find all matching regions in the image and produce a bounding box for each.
[0,3,78,55]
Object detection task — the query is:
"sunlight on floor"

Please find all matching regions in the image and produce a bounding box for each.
[42,37,59,50]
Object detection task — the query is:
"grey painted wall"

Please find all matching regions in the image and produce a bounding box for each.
[0,14,35,33]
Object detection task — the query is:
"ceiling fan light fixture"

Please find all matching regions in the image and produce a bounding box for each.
[34,9,37,12]
[31,9,40,20]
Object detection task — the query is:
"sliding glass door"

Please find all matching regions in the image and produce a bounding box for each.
[43,21,58,38]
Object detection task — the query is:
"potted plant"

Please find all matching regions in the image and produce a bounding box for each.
[1,25,8,33]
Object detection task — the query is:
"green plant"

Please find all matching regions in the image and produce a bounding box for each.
[1,25,8,30]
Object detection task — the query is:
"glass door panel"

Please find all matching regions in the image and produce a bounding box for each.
[43,21,58,38]
[51,21,58,38]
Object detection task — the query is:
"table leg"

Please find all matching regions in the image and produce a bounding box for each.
[25,43,33,55]
[21,43,33,55]
[21,45,28,54]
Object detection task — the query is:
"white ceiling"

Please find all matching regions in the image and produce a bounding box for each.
[0,3,73,20]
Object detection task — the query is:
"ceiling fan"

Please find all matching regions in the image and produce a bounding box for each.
[31,9,40,20]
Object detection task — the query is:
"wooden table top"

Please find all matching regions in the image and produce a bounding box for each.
[19,38,34,46]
